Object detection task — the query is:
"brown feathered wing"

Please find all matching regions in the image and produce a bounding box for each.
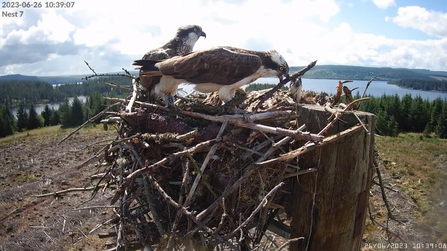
[156,47,263,85]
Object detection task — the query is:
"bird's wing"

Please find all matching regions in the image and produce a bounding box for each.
[139,48,172,91]
[158,47,262,85]
[142,48,172,60]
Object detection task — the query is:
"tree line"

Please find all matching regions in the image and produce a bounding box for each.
[388,78,447,92]
[241,83,447,139]
[0,76,130,107]
[2,81,447,139]
[358,94,447,138]
[0,92,113,138]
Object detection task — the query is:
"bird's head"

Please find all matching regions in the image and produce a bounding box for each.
[266,50,289,81]
[176,25,206,46]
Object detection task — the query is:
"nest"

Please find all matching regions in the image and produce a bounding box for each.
[98,86,326,250]
[72,60,375,250]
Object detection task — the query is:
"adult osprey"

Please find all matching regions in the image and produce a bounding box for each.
[133,46,289,103]
[138,25,206,101]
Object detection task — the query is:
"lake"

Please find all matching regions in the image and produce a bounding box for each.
[9,96,86,119]
[178,78,447,102]
[10,79,447,118]
[256,78,447,101]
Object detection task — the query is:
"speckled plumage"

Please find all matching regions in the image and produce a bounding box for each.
[138,25,206,98]
[133,46,289,102]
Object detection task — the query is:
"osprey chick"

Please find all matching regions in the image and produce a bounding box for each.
[133,46,289,103]
[138,25,206,101]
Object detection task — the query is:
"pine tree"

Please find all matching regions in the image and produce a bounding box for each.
[41,104,52,126]
[59,97,71,128]
[50,108,60,125]
[387,115,399,137]
[400,94,413,132]
[86,92,104,123]
[16,102,28,132]
[424,97,443,134]
[376,110,389,136]
[0,105,14,137]
[27,103,41,130]
[435,101,447,139]
[409,96,429,132]
[71,96,84,126]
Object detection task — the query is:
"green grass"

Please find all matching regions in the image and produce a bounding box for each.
[375,133,447,241]
[0,125,62,145]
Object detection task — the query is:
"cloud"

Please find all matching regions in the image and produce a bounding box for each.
[372,0,395,9]
[0,0,446,75]
[392,6,447,38]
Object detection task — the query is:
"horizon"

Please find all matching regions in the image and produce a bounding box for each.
[1,63,446,78]
[1,0,446,76]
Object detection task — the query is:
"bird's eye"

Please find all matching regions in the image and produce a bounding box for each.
[279,66,284,71]
[194,28,198,32]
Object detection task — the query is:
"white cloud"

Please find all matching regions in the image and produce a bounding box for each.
[372,0,395,10]
[392,6,447,38]
[0,0,447,75]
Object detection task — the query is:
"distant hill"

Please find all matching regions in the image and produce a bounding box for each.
[290,65,447,81]
[2,66,447,83]
[0,74,85,84]
[1,66,446,92]
[0,71,140,85]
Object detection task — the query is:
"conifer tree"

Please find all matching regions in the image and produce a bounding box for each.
[435,102,447,139]
[59,97,71,128]
[71,96,84,126]
[41,104,52,126]
[0,105,14,137]
[27,103,41,130]
[16,102,28,132]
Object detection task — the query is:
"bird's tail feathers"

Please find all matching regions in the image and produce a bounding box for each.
[132,60,161,73]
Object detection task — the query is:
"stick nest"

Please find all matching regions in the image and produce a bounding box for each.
[98,84,326,250]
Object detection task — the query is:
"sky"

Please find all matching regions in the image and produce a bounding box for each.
[0,0,446,76]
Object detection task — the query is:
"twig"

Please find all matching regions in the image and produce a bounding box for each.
[144,173,240,250]
[255,124,363,166]
[282,168,318,179]
[84,60,97,76]
[105,82,132,92]
[320,97,370,136]
[225,182,284,239]
[375,166,402,223]
[126,78,138,112]
[254,60,317,112]
[143,176,166,236]
[32,185,105,198]
[362,74,384,98]
[197,135,291,222]
[111,139,217,205]
[184,120,228,207]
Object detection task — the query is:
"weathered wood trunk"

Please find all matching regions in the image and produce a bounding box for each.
[290,104,375,251]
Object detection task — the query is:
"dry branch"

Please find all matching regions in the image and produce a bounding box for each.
[47,59,375,250]
[32,186,105,198]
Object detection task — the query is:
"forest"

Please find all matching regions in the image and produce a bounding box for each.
[389,78,447,92]
[1,80,447,139]
[0,76,130,107]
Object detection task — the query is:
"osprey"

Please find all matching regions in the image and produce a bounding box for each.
[133,46,289,103]
[290,77,302,103]
[138,25,206,101]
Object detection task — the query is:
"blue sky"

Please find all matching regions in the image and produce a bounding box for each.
[0,0,446,76]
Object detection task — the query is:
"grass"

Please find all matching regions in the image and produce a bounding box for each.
[375,133,447,241]
[0,125,62,145]
[0,124,114,146]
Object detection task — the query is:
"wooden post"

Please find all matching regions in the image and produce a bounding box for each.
[290,104,375,251]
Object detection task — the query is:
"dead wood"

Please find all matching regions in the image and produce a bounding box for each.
[48,60,378,250]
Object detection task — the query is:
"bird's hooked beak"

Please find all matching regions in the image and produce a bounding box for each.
[199,31,207,38]
[278,73,289,81]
